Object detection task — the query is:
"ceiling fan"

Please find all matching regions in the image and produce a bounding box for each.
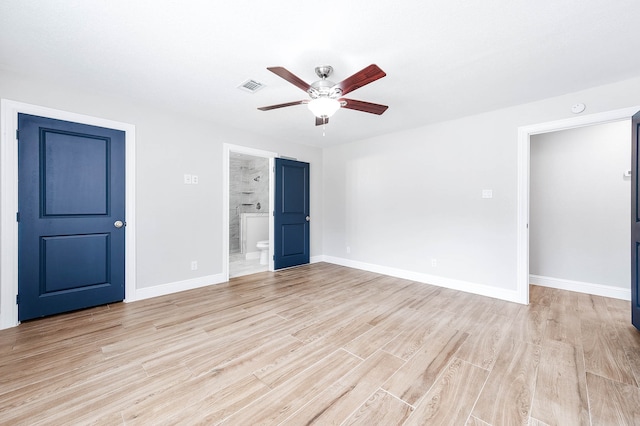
[258,64,388,126]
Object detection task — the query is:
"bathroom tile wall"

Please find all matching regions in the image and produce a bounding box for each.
[229,153,269,253]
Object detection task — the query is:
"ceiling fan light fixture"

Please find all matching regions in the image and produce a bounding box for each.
[259,64,388,126]
[307,97,341,118]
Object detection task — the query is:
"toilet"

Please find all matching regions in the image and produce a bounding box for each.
[256,240,269,265]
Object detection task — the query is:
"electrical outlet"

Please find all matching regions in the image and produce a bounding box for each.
[191,175,199,184]
[431,258,437,267]
[346,246,351,254]
[190,260,198,270]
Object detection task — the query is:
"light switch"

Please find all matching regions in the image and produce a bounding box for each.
[482,189,493,199]
[184,174,192,184]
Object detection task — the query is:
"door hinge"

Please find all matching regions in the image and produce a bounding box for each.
[16,212,20,222]
[16,294,19,305]
[15,129,19,140]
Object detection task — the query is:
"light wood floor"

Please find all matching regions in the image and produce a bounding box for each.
[2,263,640,425]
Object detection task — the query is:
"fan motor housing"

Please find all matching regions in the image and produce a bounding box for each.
[307,65,342,99]
[309,80,340,97]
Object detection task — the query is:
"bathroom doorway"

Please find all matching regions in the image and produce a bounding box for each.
[223,144,276,279]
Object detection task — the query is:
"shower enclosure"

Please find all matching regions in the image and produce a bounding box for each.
[229,152,269,254]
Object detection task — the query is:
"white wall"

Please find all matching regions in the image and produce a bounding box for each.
[0,69,323,300]
[3,65,640,315]
[530,121,630,289]
[323,75,640,298]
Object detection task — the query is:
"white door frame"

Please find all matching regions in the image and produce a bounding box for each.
[516,106,640,305]
[0,99,137,329]
[222,143,277,281]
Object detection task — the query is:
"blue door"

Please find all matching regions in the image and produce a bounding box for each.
[18,114,126,321]
[274,158,310,269]
[632,112,640,329]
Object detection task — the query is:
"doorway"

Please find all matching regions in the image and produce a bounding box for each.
[229,152,270,277]
[517,106,640,305]
[0,99,137,329]
[222,144,276,280]
[529,121,630,299]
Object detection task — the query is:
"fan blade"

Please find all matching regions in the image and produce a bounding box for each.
[267,67,312,92]
[315,116,329,126]
[258,100,307,111]
[340,98,389,115]
[334,64,386,96]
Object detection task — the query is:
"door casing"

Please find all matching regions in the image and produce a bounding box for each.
[1,99,137,329]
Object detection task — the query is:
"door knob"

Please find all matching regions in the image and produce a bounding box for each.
[306,216,310,222]
[114,220,124,228]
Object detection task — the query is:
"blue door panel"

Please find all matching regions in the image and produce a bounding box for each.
[18,113,125,321]
[274,158,310,269]
[43,131,109,216]
[42,234,109,292]
[281,224,306,256]
[282,167,306,212]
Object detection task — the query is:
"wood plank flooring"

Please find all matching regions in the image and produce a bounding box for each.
[1,262,640,425]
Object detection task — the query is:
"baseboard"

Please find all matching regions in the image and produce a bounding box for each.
[132,273,227,302]
[321,255,524,304]
[135,256,325,302]
[245,251,260,260]
[530,274,631,301]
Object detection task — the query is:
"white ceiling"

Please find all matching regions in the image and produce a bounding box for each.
[1,0,639,147]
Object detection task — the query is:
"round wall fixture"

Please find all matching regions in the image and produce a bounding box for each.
[571,103,586,114]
